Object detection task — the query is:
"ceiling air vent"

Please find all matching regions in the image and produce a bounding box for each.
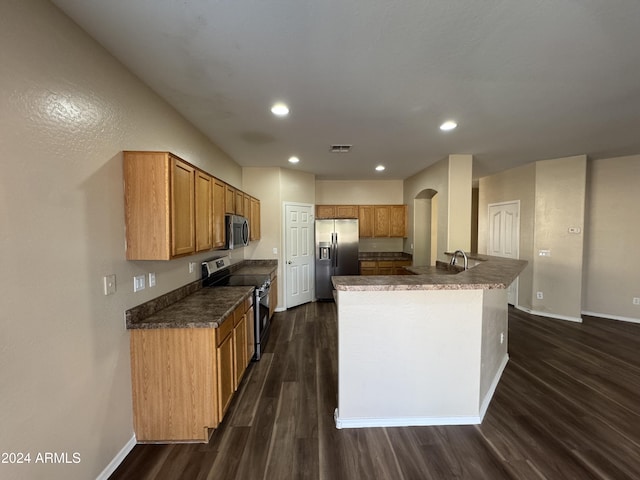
[330,144,352,153]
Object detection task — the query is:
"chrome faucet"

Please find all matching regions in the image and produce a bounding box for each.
[450,249,469,270]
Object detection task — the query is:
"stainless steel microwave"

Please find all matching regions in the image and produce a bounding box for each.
[225,214,249,249]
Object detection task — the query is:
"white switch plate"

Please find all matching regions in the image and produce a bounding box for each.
[134,275,145,292]
[189,262,196,273]
[633,297,640,305]
[536,291,544,300]
[103,275,116,295]
[538,249,551,257]
[272,247,278,255]
[148,272,156,287]
[568,226,581,234]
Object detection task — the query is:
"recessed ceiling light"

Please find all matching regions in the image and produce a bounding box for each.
[440,120,457,131]
[288,156,300,164]
[271,103,289,117]
[375,165,385,171]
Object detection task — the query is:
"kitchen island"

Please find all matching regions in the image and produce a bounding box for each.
[331,254,527,429]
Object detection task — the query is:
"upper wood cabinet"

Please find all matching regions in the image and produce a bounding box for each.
[124,151,261,259]
[373,205,407,238]
[250,197,261,241]
[235,190,244,215]
[195,171,213,252]
[316,205,336,219]
[124,151,195,260]
[374,206,391,237]
[358,206,374,237]
[389,205,407,237]
[225,184,236,214]
[316,204,358,219]
[212,178,226,249]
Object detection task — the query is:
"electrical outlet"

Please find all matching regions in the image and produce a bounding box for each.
[103,275,116,295]
[133,275,145,292]
[536,291,544,300]
[538,249,551,257]
[189,262,196,273]
[272,247,278,255]
[633,297,640,305]
[500,332,504,344]
[148,272,156,287]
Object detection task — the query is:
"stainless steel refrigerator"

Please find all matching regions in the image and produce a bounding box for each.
[315,219,359,300]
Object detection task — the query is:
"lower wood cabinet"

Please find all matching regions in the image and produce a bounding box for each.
[129,294,254,443]
[359,259,412,275]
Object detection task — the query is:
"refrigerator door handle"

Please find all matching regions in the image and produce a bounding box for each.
[334,233,338,267]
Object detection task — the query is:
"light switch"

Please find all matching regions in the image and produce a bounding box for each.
[134,275,145,292]
[148,272,156,287]
[103,275,116,295]
[538,249,551,257]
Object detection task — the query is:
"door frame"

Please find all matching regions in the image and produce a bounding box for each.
[487,200,520,306]
[282,201,315,309]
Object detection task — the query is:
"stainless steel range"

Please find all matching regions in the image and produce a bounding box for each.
[202,256,271,360]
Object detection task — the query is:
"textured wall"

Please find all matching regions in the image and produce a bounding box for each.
[583,156,640,321]
[315,180,404,204]
[0,1,241,478]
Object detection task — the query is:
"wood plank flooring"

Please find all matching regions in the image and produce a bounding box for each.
[110,304,640,479]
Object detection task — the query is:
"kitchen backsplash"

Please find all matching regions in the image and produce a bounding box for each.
[358,237,404,252]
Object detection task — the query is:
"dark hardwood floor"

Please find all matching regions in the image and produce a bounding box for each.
[110,303,640,479]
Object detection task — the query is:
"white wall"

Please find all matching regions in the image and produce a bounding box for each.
[243,167,316,309]
[315,180,403,204]
[583,155,640,321]
[403,155,473,262]
[0,1,242,478]
[479,156,590,322]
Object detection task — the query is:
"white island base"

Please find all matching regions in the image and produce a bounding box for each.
[334,288,509,429]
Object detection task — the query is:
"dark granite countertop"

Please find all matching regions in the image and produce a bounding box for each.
[231,259,278,277]
[359,252,413,261]
[333,254,527,292]
[126,259,277,330]
[126,286,254,329]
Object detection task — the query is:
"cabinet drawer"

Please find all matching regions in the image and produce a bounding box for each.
[216,315,234,346]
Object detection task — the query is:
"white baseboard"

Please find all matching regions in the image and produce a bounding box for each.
[581,311,640,324]
[516,305,582,323]
[334,408,481,429]
[479,354,509,422]
[96,435,136,480]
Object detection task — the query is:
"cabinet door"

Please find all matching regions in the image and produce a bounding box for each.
[250,197,261,241]
[358,206,374,237]
[212,178,226,248]
[123,151,171,260]
[390,205,407,237]
[171,156,196,256]
[195,170,213,252]
[359,260,377,275]
[246,306,255,364]
[243,194,251,222]
[235,190,244,215]
[316,205,335,219]
[393,260,412,274]
[225,184,236,214]
[377,261,394,275]
[374,206,390,237]
[216,331,234,420]
[335,205,358,218]
[233,313,247,389]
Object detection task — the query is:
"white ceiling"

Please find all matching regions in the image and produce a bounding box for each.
[52,0,640,180]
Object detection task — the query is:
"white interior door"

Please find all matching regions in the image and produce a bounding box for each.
[488,201,520,305]
[284,203,314,308]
